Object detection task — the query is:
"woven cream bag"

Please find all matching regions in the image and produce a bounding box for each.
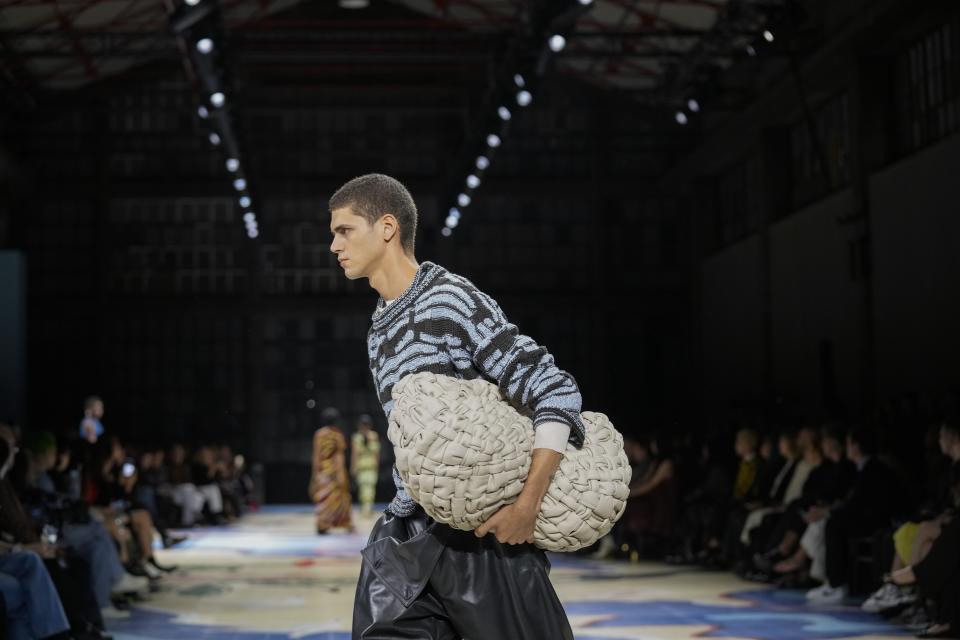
[388,372,630,552]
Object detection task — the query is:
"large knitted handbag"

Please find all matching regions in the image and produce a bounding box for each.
[388,372,630,552]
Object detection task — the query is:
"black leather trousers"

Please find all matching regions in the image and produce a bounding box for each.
[352,507,574,640]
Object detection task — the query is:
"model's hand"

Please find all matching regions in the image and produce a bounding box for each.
[474,498,538,545]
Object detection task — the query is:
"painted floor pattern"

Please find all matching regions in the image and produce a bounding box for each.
[110,506,908,640]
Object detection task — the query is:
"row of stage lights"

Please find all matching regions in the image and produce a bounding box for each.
[674,29,776,126]
[442,0,595,237]
[177,0,258,239]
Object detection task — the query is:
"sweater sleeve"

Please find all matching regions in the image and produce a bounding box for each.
[431,284,586,448]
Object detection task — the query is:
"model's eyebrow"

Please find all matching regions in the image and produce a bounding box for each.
[331,225,351,234]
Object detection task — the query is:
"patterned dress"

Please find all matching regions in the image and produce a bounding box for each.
[309,426,352,533]
[351,430,380,513]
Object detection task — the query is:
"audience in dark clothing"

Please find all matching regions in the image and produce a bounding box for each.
[599,412,958,638]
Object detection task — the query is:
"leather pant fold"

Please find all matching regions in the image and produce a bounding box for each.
[352,507,574,640]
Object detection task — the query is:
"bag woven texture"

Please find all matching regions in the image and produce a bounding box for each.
[388,372,630,552]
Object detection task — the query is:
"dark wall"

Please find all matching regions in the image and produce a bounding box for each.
[0,251,26,425]
[692,5,960,423]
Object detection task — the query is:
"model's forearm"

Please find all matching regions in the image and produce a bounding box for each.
[517,448,562,509]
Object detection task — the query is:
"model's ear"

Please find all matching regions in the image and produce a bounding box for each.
[380,214,398,242]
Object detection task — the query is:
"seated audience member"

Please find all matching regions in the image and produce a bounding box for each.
[0,431,111,638]
[0,545,71,640]
[666,435,733,564]
[728,431,809,578]
[738,428,823,571]
[762,425,856,576]
[192,446,228,524]
[592,435,655,559]
[140,447,186,543]
[886,480,960,638]
[215,445,245,520]
[622,433,679,557]
[706,428,766,566]
[168,444,206,527]
[862,419,960,616]
[96,439,176,578]
[20,431,149,621]
[805,426,900,603]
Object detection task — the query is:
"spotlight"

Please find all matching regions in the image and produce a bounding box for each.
[457,193,471,207]
[239,196,251,208]
[243,213,255,223]
[466,174,480,189]
[441,227,452,237]
[210,92,225,108]
[763,29,774,42]
[226,158,240,172]
[516,90,532,107]
[208,132,221,145]
[248,228,259,238]
[498,106,512,121]
[486,134,501,148]
[675,111,688,125]
[448,208,461,219]
[339,0,369,7]
[446,215,459,228]
[688,99,700,113]
[476,156,490,170]
[548,35,566,52]
[185,0,201,5]
[233,178,246,191]
[746,44,756,56]
[578,0,593,5]
[514,74,525,88]
[197,105,209,118]
[306,399,316,409]
[196,38,214,54]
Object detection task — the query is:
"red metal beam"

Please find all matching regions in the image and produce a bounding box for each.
[45,0,98,79]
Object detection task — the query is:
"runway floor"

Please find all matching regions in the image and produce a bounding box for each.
[110,506,908,640]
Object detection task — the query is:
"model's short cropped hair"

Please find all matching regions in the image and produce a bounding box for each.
[329,173,417,255]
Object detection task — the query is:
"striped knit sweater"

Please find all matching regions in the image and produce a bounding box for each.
[368,261,586,516]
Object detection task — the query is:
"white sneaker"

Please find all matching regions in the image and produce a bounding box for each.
[100,605,131,620]
[142,562,162,580]
[806,583,848,604]
[113,572,149,594]
[861,582,916,612]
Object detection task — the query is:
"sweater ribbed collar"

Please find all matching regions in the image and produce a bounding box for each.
[370,261,442,330]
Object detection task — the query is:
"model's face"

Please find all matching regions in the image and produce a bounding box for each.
[330,206,382,281]
[91,401,104,419]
